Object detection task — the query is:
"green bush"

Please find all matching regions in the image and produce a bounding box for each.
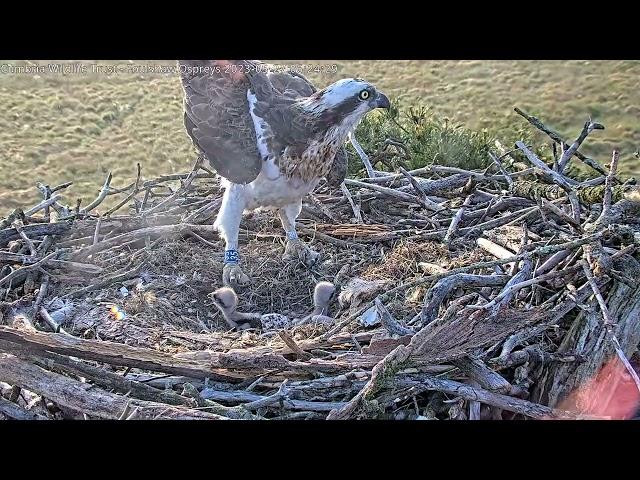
[348,100,552,178]
[350,101,494,176]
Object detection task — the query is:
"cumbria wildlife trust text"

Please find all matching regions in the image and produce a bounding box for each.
[0,63,179,76]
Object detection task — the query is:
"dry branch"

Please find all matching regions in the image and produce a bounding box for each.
[396,375,592,420]
[0,354,229,420]
[514,107,609,176]
[0,326,242,382]
[557,120,605,172]
[82,172,113,214]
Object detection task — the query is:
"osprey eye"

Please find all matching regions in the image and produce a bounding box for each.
[358,90,370,100]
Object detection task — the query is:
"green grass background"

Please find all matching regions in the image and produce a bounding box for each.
[1,60,638,211]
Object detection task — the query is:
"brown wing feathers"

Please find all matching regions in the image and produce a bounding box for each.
[178,60,348,187]
[179,60,262,184]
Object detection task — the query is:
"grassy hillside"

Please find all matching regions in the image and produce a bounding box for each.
[1,60,638,211]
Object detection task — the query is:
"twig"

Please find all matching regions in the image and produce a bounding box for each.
[72,224,217,260]
[515,141,578,190]
[374,297,413,336]
[513,107,608,176]
[489,151,513,187]
[183,198,222,224]
[491,347,584,369]
[12,220,37,256]
[104,164,143,216]
[51,181,73,193]
[0,251,58,288]
[396,375,589,420]
[473,264,581,312]
[278,331,312,361]
[535,249,572,275]
[596,150,619,226]
[32,274,50,314]
[344,178,422,205]
[24,195,61,217]
[420,274,508,325]
[201,387,345,412]
[349,133,376,178]
[509,222,529,276]
[541,198,582,230]
[443,193,473,244]
[143,157,203,215]
[398,166,443,212]
[0,253,101,274]
[297,226,366,250]
[557,120,605,173]
[39,307,66,334]
[62,266,143,298]
[340,183,363,224]
[82,172,113,213]
[476,237,515,260]
[242,379,291,411]
[185,228,219,248]
[490,255,532,314]
[93,215,102,246]
[452,357,513,394]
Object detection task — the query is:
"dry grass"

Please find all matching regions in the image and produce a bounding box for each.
[1,60,639,212]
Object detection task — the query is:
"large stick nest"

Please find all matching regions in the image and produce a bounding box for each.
[1,108,640,421]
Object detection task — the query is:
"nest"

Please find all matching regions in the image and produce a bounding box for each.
[1,108,640,420]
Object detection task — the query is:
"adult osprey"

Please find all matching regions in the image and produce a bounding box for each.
[178,60,390,287]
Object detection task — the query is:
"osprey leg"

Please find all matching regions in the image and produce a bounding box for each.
[279,201,320,266]
[215,183,250,287]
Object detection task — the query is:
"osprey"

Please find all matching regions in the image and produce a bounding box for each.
[178,60,390,288]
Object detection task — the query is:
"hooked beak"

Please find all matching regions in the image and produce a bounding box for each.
[373,92,390,109]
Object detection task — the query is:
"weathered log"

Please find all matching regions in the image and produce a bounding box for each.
[532,275,640,411]
[452,357,513,394]
[0,326,376,380]
[200,388,346,412]
[0,222,72,247]
[420,274,508,325]
[0,396,48,420]
[0,354,230,419]
[32,353,192,407]
[0,326,242,382]
[395,375,592,420]
[511,180,634,205]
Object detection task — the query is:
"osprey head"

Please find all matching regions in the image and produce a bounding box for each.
[209,287,238,312]
[300,78,390,133]
[316,78,390,111]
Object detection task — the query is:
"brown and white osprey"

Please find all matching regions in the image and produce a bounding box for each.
[178,60,390,288]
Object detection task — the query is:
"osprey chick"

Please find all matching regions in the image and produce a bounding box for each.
[209,281,337,331]
[179,60,390,287]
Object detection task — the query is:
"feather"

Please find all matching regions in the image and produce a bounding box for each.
[178,60,368,188]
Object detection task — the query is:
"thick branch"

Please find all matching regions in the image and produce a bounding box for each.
[0,354,228,420]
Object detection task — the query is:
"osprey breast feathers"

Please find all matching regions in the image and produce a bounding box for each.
[178,61,387,186]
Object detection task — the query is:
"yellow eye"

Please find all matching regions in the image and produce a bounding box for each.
[359,89,370,100]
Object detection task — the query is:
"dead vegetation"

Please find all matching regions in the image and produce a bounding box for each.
[1,108,639,420]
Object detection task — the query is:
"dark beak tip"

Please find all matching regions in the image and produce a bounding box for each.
[377,93,391,109]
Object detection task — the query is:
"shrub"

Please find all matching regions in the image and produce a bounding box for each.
[350,100,494,176]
